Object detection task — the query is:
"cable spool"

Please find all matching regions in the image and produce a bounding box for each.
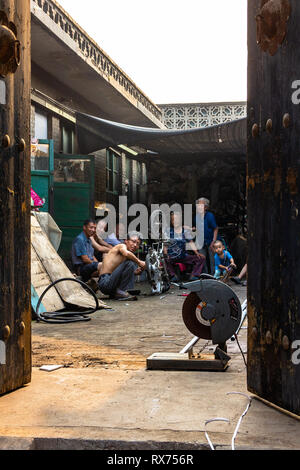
[35,278,100,324]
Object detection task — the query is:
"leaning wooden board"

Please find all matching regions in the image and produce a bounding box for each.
[31,245,65,312]
[31,215,107,309]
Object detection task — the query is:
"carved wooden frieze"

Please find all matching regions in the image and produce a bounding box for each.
[256,0,291,56]
[0,10,20,76]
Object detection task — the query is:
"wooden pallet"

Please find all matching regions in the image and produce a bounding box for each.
[146,352,230,371]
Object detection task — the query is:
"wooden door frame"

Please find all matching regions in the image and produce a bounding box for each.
[0,0,31,395]
[247,0,300,415]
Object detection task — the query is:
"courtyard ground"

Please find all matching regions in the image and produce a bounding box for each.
[0,281,299,450]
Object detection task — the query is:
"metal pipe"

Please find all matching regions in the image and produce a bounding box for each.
[179,336,200,354]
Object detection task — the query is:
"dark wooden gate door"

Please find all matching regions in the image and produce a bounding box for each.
[247,0,300,415]
[0,0,31,394]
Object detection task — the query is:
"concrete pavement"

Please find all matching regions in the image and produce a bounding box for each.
[0,282,299,450]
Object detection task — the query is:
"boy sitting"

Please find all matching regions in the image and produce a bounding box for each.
[213,240,236,279]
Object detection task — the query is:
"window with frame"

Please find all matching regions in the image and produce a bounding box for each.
[35,110,48,140]
[106,149,120,194]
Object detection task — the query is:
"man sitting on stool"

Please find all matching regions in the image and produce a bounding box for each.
[98,231,145,300]
[164,212,206,282]
[71,219,101,282]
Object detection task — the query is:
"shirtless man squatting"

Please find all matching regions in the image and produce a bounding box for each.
[98,231,146,300]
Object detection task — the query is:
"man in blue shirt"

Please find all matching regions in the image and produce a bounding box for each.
[195,197,218,274]
[71,219,101,282]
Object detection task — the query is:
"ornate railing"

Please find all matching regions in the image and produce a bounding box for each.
[160,102,247,129]
[31,0,162,122]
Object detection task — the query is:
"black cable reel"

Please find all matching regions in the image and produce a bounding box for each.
[35,277,100,324]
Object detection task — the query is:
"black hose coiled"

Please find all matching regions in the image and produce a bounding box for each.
[35,277,100,324]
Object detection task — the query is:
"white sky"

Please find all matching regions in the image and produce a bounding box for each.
[58,0,247,104]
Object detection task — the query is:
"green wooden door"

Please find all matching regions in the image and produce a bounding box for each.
[31,139,54,213]
[53,154,95,264]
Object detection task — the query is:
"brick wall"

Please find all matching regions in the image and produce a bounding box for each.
[52,116,61,153]
[93,149,148,213]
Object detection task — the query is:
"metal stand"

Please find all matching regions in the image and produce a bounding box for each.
[146,336,231,372]
[147,278,247,373]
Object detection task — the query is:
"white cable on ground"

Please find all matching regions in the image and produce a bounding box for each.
[204,392,252,450]
[226,392,252,450]
[204,418,230,450]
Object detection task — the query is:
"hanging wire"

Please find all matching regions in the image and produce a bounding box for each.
[226,392,252,450]
[234,333,247,366]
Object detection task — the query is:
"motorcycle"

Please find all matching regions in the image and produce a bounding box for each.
[145,209,170,295]
[145,241,170,295]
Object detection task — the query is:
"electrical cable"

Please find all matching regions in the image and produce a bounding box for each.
[234,333,247,367]
[226,392,252,450]
[35,277,100,324]
[204,418,230,450]
[204,393,252,450]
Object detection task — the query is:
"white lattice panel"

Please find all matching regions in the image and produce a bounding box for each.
[160,103,247,129]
